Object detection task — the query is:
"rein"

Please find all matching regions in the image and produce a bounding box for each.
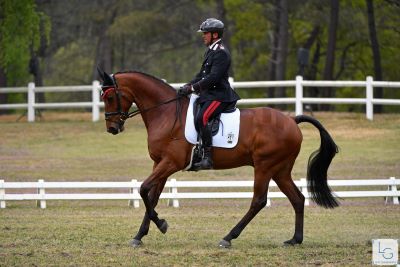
[125,95,183,119]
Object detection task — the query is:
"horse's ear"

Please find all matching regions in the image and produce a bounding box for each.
[103,71,114,86]
[97,66,105,81]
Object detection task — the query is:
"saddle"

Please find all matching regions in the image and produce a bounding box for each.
[184,95,241,171]
[193,99,237,136]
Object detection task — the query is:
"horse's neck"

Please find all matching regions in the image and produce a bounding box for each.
[127,74,178,133]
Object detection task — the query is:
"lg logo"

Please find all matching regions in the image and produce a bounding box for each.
[372,239,398,265]
[378,241,394,259]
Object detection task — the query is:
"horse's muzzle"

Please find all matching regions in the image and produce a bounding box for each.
[107,123,125,135]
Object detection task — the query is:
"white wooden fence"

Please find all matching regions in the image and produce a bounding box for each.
[1,177,398,209]
[0,76,399,122]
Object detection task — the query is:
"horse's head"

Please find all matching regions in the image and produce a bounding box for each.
[98,69,131,135]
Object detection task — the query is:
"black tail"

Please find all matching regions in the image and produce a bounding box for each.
[295,115,339,208]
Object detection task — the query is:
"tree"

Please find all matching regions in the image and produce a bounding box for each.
[274,0,289,108]
[1,0,399,114]
[0,0,49,84]
[299,26,320,111]
[321,0,339,111]
[224,0,270,80]
[366,0,383,113]
[0,0,50,112]
[0,67,6,111]
[92,1,118,80]
[216,0,234,77]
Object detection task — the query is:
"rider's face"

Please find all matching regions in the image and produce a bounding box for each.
[202,32,212,46]
[202,32,218,46]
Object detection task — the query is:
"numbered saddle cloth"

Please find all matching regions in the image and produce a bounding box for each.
[184,94,240,148]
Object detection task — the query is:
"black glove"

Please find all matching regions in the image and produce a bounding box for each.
[177,84,193,96]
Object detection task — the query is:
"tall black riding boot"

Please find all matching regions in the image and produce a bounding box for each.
[194,123,213,170]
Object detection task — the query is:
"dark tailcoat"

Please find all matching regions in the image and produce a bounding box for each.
[190,40,240,103]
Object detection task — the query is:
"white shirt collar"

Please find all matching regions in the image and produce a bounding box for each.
[209,39,221,50]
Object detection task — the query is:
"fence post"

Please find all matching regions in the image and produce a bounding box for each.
[300,178,310,206]
[0,179,5,208]
[128,179,140,208]
[168,178,179,208]
[28,82,35,122]
[36,179,46,209]
[92,80,100,122]
[266,188,271,207]
[366,76,374,120]
[229,77,234,90]
[385,177,399,205]
[295,76,303,116]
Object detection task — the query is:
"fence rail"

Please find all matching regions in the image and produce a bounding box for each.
[0,76,399,122]
[1,177,398,209]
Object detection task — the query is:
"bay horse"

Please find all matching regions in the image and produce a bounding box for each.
[98,70,339,248]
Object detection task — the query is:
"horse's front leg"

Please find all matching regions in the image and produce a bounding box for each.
[130,213,149,247]
[139,159,178,235]
[130,181,166,247]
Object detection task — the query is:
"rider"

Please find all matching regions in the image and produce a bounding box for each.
[178,18,240,170]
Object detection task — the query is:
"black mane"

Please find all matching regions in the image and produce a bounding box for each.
[115,70,176,92]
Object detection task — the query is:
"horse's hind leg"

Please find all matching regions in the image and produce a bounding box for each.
[274,174,305,245]
[219,166,271,248]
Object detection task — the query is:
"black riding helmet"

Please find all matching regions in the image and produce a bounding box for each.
[197,18,224,37]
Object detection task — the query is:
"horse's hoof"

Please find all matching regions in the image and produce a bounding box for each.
[283,238,302,246]
[219,239,231,248]
[130,239,143,248]
[158,219,168,234]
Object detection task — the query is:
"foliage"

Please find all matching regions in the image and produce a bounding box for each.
[0,0,50,85]
[47,41,94,85]
[1,0,399,111]
[224,0,270,80]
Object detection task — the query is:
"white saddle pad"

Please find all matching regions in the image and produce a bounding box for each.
[184,95,240,148]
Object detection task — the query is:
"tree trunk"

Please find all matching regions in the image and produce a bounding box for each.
[92,10,116,80]
[94,35,113,77]
[297,26,320,76]
[321,0,339,111]
[266,0,280,100]
[29,13,49,105]
[274,0,289,109]
[366,0,383,113]
[29,54,45,102]
[300,26,320,112]
[216,0,234,77]
[0,67,8,115]
[308,41,322,111]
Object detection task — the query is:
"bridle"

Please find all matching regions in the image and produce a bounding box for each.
[101,75,130,129]
[101,74,184,134]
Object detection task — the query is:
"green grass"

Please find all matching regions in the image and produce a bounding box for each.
[1,112,399,181]
[0,111,400,266]
[1,202,399,266]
